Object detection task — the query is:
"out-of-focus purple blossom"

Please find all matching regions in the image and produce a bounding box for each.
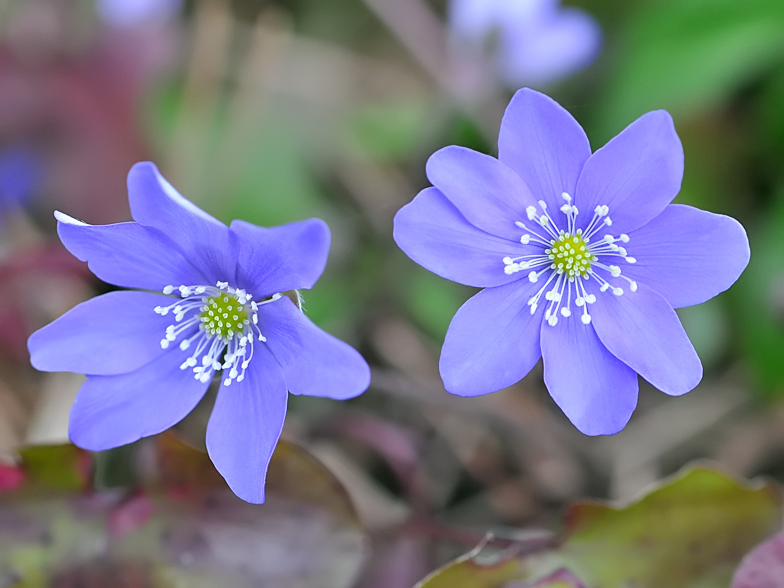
[394,88,750,435]
[0,145,42,212]
[97,0,182,28]
[28,162,371,503]
[449,0,601,88]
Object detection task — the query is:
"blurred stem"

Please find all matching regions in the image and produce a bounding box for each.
[361,0,506,144]
[93,443,138,490]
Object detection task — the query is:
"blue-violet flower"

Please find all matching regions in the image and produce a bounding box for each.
[449,0,601,88]
[28,162,370,502]
[393,89,750,435]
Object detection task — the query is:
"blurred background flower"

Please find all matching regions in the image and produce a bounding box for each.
[448,0,601,88]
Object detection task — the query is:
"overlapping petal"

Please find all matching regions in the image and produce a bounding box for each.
[68,347,211,450]
[127,162,236,285]
[259,298,370,400]
[589,282,702,395]
[440,279,545,396]
[574,111,683,234]
[394,187,530,288]
[28,291,175,376]
[206,344,288,504]
[541,318,638,436]
[498,88,591,212]
[230,217,330,298]
[621,204,750,308]
[55,211,207,290]
[425,146,536,240]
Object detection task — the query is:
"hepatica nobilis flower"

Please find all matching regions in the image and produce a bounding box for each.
[449,0,600,88]
[393,89,750,435]
[28,162,370,502]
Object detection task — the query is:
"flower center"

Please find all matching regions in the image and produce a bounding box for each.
[502,193,638,326]
[546,231,595,278]
[200,293,249,340]
[154,282,281,385]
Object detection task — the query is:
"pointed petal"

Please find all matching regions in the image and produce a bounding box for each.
[394,187,530,288]
[28,291,174,376]
[574,111,683,234]
[498,88,591,212]
[127,162,236,284]
[55,211,207,290]
[440,280,545,396]
[541,317,638,435]
[258,298,370,400]
[621,204,750,308]
[230,218,330,298]
[206,345,287,504]
[590,281,702,395]
[425,146,537,240]
[69,347,211,450]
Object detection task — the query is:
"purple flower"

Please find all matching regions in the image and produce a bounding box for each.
[449,0,601,87]
[393,89,750,435]
[28,162,370,502]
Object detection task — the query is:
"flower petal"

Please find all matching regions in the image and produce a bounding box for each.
[498,9,601,87]
[28,291,174,376]
[574,111,683,234]
[440,280,545,396]
[258,297,370,400]
[425,146,537,240]
[206,344,287,504]
[541,317,638,435]
[230,218,330,298]
[68,347,211,450]
[127,162,236,285]
[589,281,702,395]
[55,211,207,290]
[394,187,530,288]
[498,88,591,213]
[621,204,750,308]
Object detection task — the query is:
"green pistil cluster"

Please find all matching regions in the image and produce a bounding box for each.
[546,231,596,278]
[200,294,249,340]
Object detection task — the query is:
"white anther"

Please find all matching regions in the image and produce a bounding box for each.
[503,256,513,265]
[179,340,190,350]
[560,204,572,214]
[613,287,624,296]
[618,247,627,257]
[538,200,547,210]
[163,285,174,295]
[526,206,537,220]
[630,281,638,292]
[547,315,558,326]
[581,314,592,325]
[585,294,596,304]
[561,192,572,202]
[160,340,170,349]
[575,297,585,307]
[504,266,515,275]
[619,234,630,243]
[609,265,621,278]
[603,235,614,243]
[520,234,530,245]
[515,221,526,229]
[600,283,610,292]
[528,271,539,283]
[626,257,637,264]
[604,217,613,226]
[561,308,571,317]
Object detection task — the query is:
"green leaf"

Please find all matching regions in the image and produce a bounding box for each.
[413,540,528,588]
[595,0,784,140]
[0,437,367,588]
[559,463,782,587]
